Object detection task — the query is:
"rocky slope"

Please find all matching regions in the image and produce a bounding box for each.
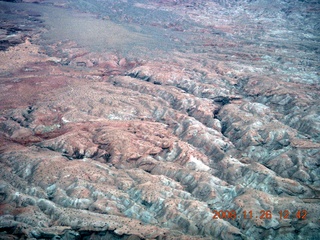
[0,0,319,239]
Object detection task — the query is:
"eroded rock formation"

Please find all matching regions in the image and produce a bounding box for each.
[0,0,319,239]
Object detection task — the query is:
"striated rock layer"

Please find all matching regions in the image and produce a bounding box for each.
[0,0,319,239]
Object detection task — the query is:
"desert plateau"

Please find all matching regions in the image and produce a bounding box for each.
[0,0,319,239]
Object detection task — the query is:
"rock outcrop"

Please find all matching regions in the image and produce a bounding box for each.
[0,0,319,239]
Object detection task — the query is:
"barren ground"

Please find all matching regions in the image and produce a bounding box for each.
[0,0,319,239]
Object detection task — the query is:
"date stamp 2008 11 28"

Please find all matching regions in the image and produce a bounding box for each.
[212,209,308,220]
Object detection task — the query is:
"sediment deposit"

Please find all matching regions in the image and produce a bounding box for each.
[0,0,319,239]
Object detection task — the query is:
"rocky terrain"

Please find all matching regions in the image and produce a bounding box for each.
[0,0,319,239]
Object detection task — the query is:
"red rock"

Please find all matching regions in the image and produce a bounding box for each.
[0,0,319,239]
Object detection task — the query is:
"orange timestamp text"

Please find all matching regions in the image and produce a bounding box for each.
[212,209,308,220]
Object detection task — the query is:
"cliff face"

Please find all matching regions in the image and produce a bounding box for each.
[0,0,319,239]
